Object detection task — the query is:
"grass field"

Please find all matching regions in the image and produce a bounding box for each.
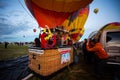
[0,44,29,61]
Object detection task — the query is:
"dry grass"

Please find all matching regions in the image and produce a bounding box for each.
[0,44,29,61]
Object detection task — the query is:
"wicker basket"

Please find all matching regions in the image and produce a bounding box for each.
[28,47,73,76]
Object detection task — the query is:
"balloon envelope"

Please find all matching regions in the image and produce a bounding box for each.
[24,0,93,28]
[24,0,93,43]
[100,22,120,31]
[62,7,89,43]
[31,0,93,12]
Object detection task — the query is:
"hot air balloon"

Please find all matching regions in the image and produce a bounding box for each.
[94,8,99,14]
[24,0,93,76]
[33,28,36,32]
[23,35,25,38]
[24,0,93,46]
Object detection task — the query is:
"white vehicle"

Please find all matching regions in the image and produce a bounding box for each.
[89,22,120,65]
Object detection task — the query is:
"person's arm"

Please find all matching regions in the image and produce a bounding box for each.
[44,25,53,40]
[45,25,52,34]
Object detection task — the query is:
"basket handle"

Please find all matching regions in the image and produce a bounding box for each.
[38,64,40,70]
[32,54,36,59]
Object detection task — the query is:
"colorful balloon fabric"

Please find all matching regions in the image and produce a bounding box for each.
[100,22,120,31]
[25,0,93,28]
[62,7,89,43]
[94,22,120,41]
[25,0,93,42]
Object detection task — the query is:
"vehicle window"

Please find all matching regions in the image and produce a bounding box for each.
[106,31,120,44]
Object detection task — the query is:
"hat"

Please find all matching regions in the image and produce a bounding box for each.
[90,38,98,43]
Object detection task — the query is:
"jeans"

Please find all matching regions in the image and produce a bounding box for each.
[94,58,108,78]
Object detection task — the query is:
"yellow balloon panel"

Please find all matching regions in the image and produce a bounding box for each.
[103,25,120,30]
[62,7,89,42]
[99,22,120,31]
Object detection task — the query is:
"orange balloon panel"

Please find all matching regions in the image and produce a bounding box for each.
[31,0,93,12]
[29,1,71,28]
[25,0,93,28]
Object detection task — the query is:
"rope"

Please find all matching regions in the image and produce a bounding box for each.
[66,48,86,73]
[18,0,36,20]
[18,0,40,34]
[67,60,84,73]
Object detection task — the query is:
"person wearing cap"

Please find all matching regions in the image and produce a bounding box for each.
[86,38,109,79]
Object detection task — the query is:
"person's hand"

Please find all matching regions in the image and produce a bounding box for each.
[87,39,90,46]
[45,25,49,29]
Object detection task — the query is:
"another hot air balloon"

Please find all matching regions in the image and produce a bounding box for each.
[33,28,36,32]
[23,35,25,38]
[100,22,120,31]
[94,8,99,14]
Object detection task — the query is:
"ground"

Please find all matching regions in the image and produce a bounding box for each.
[29,53,118,80]
[0,44,119,80]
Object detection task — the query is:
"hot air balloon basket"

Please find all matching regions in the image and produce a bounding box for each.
[28,47,73,76]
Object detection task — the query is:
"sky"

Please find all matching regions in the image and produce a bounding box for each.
[0,0,120,42]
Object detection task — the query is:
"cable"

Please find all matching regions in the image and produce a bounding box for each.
[18,0,35,20]
[18,0,40,34]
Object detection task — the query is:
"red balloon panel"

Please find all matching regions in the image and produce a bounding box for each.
[31,2,72,28]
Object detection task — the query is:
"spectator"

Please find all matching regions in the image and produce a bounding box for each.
[34,38,40,47]
[82,39,88,62]
[86,39,109,79]
[5,42,9,48]
[82,39,93,64]
[73,43,79,64]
